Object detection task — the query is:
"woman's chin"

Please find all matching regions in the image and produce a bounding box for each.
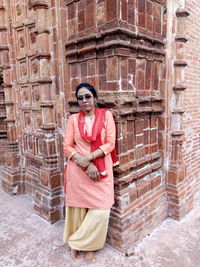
[82,106,93,111]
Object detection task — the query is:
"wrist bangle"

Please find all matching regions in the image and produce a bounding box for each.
[91,152,95,160]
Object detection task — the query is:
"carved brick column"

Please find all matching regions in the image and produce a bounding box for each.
[30,1,62,223]
[0,0,63,223]
[167,4,191,220]
[1,1,23,194]
[0,73,7,165]
[64,0,167,253]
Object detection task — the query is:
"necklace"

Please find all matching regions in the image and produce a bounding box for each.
[85,114,95,125]
[85,115,94,121]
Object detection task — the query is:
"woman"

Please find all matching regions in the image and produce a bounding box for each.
[63,83,118,263]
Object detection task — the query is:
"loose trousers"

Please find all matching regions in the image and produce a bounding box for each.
[63,207,110,251]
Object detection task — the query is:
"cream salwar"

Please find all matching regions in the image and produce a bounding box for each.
[63,207,110,251]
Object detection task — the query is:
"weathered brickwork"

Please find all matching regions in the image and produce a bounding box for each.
[0,0,66,223]
[165,0,200,222]
[0,73,7,164]
[64,0,167,252]
[0,0,199,254]
[183,0,200,207]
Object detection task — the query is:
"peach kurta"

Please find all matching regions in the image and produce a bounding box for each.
[64,110,116,209]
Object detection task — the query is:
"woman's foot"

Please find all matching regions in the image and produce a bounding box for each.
[84,251,95,263]
[71,249,79,262]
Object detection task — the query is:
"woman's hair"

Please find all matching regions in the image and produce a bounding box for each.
[75,83,98,99]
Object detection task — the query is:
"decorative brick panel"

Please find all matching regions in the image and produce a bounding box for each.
[1,0,64,223]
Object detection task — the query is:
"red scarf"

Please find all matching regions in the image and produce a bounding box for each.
[78,108,119,178]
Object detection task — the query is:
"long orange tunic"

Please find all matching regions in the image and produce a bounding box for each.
[64,110,116,209]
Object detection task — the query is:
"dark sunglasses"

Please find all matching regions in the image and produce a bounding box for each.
[77,94,92,101]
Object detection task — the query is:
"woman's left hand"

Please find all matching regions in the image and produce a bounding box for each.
[86,162,101,181]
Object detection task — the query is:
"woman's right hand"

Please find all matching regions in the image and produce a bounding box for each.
[72,153,93,169]
[86,162,101,181]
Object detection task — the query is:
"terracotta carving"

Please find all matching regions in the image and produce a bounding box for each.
[25,114,31,125]
[28,138,33,149]
[22,65,27,76]
[34,90,40,101]
[28,0,32,10]
[37,116,42,127]
[32,62,38,73]
[23,90,28,101]
[19,36,25,48]
[29,0,48,8]
[16,5,22,16]
[30,32,36,44]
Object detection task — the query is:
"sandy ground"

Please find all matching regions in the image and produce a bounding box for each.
[0,167,200,267]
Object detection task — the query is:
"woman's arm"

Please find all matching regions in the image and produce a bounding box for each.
[73,149,104,169]
[75,111,116,169]
[64,115,90,167]
[85,111,116,180]
[63,115,100,168]
[66,111,116,176]
[99,110,116,155]
[71,152,93,168]
[63,115,78,159]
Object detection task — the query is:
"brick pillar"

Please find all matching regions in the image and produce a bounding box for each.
[0,73,7,165]
[0,3,8,161]
[0,0,63,223]
[0,1,23,194]
[64,0,167,253]
[167,4,191,220]
[30,0,63,223]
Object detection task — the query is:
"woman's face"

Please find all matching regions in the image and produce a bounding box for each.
[77,87,96,112]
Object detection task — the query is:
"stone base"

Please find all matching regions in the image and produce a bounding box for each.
[167,183,194,220]
[107,185,168,254]
[1,166,24,195]
[34,185,64,224]
[0,140,7,165]
[167,165,193,220]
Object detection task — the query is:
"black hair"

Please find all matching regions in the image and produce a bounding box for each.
[75,83,98,99]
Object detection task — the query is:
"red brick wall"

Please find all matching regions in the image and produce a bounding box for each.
[1,0,199,255]
[64,0,168,253]
[1,0,66,222]
[165,0,199,220]
[0,0,168,253]
[184,0,200,197]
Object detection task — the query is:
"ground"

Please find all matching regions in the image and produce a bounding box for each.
[0,167,200,267]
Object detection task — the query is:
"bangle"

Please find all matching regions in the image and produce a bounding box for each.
[91,152,95,160]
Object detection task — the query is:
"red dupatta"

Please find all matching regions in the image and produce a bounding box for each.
[78,108,119,178]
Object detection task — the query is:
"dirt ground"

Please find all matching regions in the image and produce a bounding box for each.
[0,168,200,267]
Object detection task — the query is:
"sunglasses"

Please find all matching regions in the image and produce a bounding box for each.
[77,94,92,101]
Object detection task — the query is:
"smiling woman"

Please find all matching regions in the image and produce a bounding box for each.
[63,83,119,263]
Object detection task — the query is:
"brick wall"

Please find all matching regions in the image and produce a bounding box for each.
[165,0,200,221]
[0,0,66,223]
[183,0,200,199]
[1,0,200,255]
[64,0,168,253]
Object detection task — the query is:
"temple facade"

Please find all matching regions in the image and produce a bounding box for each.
[0,0,200,253]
